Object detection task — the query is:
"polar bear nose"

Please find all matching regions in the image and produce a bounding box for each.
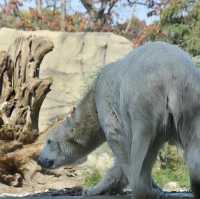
[38,157,54,168]
[46,159,54,168]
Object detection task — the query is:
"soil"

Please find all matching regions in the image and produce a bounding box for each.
[26,187,83,197]
[0,167,194,199]
[0,166,84,197]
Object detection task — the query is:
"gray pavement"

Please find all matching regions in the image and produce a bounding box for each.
[0,192,194,199]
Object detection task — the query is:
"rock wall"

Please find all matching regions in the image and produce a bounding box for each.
[0,28,133,131]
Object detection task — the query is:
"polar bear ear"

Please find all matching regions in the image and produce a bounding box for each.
[72,107,76,114]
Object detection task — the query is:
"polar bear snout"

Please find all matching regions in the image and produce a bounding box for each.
[38,156,54,168]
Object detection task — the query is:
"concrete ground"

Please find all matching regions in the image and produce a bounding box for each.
[0,192,193,199]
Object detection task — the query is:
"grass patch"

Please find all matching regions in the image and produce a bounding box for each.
[84,169,102,187]
[153,144,190,189]
[153,164,190,188]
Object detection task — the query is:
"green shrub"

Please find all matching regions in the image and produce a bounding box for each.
[153,144,190,189]
[160,0,200,56]
[84,169,102,187]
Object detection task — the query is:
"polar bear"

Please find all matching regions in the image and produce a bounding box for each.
[39,42,200,198]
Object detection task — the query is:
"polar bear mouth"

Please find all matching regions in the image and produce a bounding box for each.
[38,157,54,168]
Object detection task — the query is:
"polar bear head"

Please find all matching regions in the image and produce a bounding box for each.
[38,106,104,169]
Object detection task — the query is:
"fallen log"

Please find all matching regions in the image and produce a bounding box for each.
[0,35,53,186]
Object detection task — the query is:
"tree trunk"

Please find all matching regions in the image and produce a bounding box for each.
[60,0,67,31]
[80,0,104,30]
[0,35,53,187]
[36,0,43,14]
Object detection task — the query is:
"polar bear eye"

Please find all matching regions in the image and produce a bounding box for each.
[47,139,52,144]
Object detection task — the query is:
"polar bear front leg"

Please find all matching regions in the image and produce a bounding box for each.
[83,161,128,196]
[83,108,129,196]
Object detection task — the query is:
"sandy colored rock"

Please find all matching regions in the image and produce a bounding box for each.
[0,28,133,131]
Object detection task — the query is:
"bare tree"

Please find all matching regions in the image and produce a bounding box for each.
[80,0,163,30]
[80,0,118,30]
[0,35,53,186]
[36,0,43,14]
[60,0,66,31]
